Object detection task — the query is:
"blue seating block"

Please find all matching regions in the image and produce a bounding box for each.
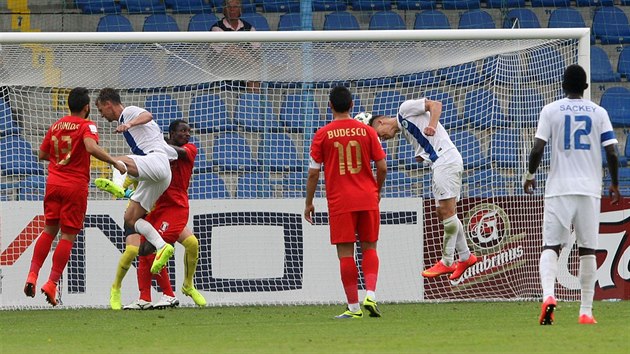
[591,46,621,82]
[600,87,630,127]
[369,11,406,30]
[323,11,360,31]
[414,10,450,30]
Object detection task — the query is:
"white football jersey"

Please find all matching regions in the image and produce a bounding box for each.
[535,98,617,198]
[119,106,178,160]
[397,98,461,168]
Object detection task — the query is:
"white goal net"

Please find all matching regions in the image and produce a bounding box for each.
[0,29,590,308]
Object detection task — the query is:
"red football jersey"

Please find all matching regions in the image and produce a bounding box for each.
[310,119,386,215]
[153,142,197,210]
[40,115,99,187]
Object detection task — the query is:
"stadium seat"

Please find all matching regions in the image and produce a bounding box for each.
[236,172,273,198]
[240,13,271,31]
[189,172,231,199]
[234,93,277,132]
[531,0,570,6]
[96,14,133,32]
[17,175,46,201]
[0,135,44,176]
[280,171,308,198]
[600,87,630,127]
[463,88,506,130]
[507,88,545,128]
[414,10,450,30]
[188,94,233,133]
[458,10,495,29]
[547,8,586,28]
[144,94,183,133]
[591,46,621,82]
[142,14,180,31]
[168,0,212,13]
[348,51,395,87]
[618,46,630,79]
[592,7,630,45]
[351,0,392,11]
[212,132,258,171]
[76,0,120,14]
[527,47,565,84]
[312,0,347,11]
[323,11,360,31]
[0,100,19,137]
[277,13,309,31]
[262,0,300,12]
[451,130,487,169]
[279,94,321,133]
[120,0,166,14]
[422,89,459,130]
[119,55,159,90]
[368,11,406,30]
[211,0,256,13]
[257,133,302,172]
[576,0,614,6]
[443,0,480,10]
[382,171,418,198]
[188,13,219,31]
[489,129,522,168]
[503,9,540,29]
[465,168,509,198]
[486,0,525,8]
[626,135,630,160]
[437,61,482,86]
[397,0,436,10]
[372,90,406,117]
[395,136,416,169]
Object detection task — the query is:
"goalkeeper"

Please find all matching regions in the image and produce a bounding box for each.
[98,120,206,309]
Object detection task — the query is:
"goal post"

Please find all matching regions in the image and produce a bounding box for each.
[0,29,591,309]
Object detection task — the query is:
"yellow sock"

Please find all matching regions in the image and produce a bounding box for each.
[181,236,199,289]
[112,245,139,289]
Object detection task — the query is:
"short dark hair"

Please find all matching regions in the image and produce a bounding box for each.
[169,119,189,134]
[562,64,588,95]
[96,87,122,105]
[329,85,352,113]
[67,87,90,113]
[369,115,385,126]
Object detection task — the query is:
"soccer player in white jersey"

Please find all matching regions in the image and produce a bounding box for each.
[524,64,620,325]
[356,98,478,280]
[95,88,178,275]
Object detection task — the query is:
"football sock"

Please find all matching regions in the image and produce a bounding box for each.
[155,267,175,297]
[441,215,459,266]
[112,164,126,187]
[539,249,558,301]
[579,255,596,317]
[348,303,360,312]
[134,218,166,250]
[454,217,471,261]
[181,235,199,289]
[138,254,153,302]
[339,256,359,305]
[361,248,379,294]
[29,231,55,277]
[112,245,139,289]
[366,291,376,301]
[48,239,73,284]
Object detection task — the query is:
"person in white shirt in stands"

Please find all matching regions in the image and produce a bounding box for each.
[95,87,178,276]
[524,64,620,325]
[356,97,478,281]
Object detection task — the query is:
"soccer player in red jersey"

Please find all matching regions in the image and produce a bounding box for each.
[304,86,387,319]
[23,87,127,306]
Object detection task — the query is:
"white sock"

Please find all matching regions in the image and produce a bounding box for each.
[134,218,166,250]
[112,164,126,187]
[539,249,558,301]
[366,290,376,301]
[579,255,596,317]
[454,217,471,261]
[348,303,360,312]
[441,215,458,266]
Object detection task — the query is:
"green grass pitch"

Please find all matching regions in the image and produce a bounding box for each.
[2,301,628,353]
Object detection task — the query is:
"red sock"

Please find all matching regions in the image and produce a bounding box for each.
[361,248,379,292]
[339,256,359,304]
[29,231,55,276]
[48,239,73,284]
[155,266,175,297]
[138,255,153,302]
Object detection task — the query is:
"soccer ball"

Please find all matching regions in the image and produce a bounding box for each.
[354,112,373,126]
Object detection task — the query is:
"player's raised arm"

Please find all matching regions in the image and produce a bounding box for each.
[424,99,443,136]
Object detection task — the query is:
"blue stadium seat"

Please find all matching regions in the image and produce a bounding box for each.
[348,51,396,87]
[395,136,416,169]
[142,14,180,31]
[437,61,482,86]
[422,89,459,130]
[398,70,439,88]
[463,88,506,130]
[397,0,436,10]
[188,94,233,133]
[234,93,277,132]
[414,10,450,30]
[211,0,256,13]
[262,1,300,12]
[279,94,321,133]
[369,11,406,30]
[76,0,120,14]
[240,13,271,31]
[618,46,630,80]
[119,54,159,89]
[187,136,213,173]
[188,13,219,31]
[592,7,630,45]
[489,129,522,168]
[372,90,406,117]
[18,175,47,201]
[600,87,630,127]
[503,9,540,29]
[486,0,525,8]
[168,0,212,13]
[144,94,183,133]
[323,11,360,31]
[443,0,480,10]
[312,0,347,11]
[212,132,258,171]
[189,172,230,199]
[591,46,621,82]
[576,0,614,6]
[547,8,586,28]
[527,47,565,84]
[236,172,273,198]
[451,130,487,169]
[465,168,509,198]
[382,171,418,198]
[0,135,44,176]
[97,14,133,32]
[280,171,307,198]
[626,135,630,159]
[278,12,309,31]
[507,88,545,128]
[120,0,166,14]
[531,0,570,6]
[458,10,495,29]
[351,0,392,10]
[0,100,19,137]
[257,133,302,172]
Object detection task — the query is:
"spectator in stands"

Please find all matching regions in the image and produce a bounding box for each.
[23,87,126,306]
[305,86,387,319]
[210,0,261,92]
[356,97,478,281]
[524,64,620,326]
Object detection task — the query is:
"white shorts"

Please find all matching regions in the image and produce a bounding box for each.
[128,153,172,212]
[431,162,463,207]
[542,195,600,249]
